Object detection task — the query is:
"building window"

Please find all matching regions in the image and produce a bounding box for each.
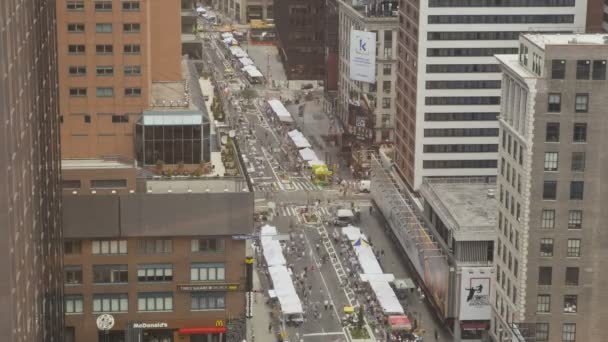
[565,267,579,286]
[95,44,113,55]
[382,81,391,93]
[137,239,173,254]
[191,238,225,253]
[562,323,576,342]
[191,292,226,310]
[124,65,141,76]
[67,23,85,33]
[592,60,606,80]
[68,66,86,76]
[137,264,173,282]
[90,179,127,188]
[536,323,549,341]
[576,60,590,80]
[190,263,225,281]
[96,87,114,97]
[563,295,577,313]
[569,181,584,200]
[122,1,140,11]
[93,265,128,284]
[544,152,558,171]
[383,64,391,75]
[547,94,561,112]
[540,238,553,257]
[66,1,85,11]
[574,94,588,113]
[65,295,84,314]
[551,60,566,79]
[539,266,552,285]
[92,240,128,255]
[84,115,91,123]
[69,88,87,97]
[567,239,581,257]
[571,152,585,172]
[110,114,128,123]
[568,210,583,229]
[93,294,128,313]
[124,44,141,54]
[96,66,114,76]
[64,240,82,254]
[382,98,391,108]
[137,293,173,312]
[545,123,560,142]
[573,123,587,143]
[68,44,85,54]
[94,1,112,11]
[95,23,112,33]
[125,87,142,97]
[537,294,551,313]
[123,23,141,33]
[543,181,557,200]
[65,265,83,285]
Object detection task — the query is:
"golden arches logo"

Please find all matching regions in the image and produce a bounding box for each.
[215,320,224,327]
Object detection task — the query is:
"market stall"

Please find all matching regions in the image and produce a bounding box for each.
[298,147,317,161]
[239,57,255,67]
[268,265,304,321]
[369,281,405,315]
[268,100,295,125]
[242,65,264,84]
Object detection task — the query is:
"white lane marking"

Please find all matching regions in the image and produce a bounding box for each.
[302,332,345,337]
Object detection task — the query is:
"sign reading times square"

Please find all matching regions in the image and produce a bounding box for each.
[178,283,240,292]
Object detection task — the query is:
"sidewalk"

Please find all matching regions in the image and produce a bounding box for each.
[247,266,278,342]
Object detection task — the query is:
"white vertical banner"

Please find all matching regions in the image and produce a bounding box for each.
[349,29,377,83]
[459,267,492,321]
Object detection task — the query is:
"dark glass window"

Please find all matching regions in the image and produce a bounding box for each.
[545,123,560,142]
[426,64,501,73]
[574,94,588,113]
[191,238,225,252]
[62,180,82,189]
[573,123,587,142]
[67,66,85,76]
[571,152,585,172]
[543,181,557,200]
[111,114,129,123]
[422,160,497,169]
[65,266,83,285]
[137,264,173,282]
[427,14,574,24]
[592,60,606,80]
[425,97,501,105]
[536,323,549,341]
[138,239,173,254]
[540,238,553,257]
[93,265,128,284]
[569,181,584,200]
[122,1,140,11]
[547,93,561,112]
[551,60,566,79]
[565,267,579,286]
[64,240,82,254]
[428,0,574,6]
[427,48,517,57]
[576,60,591,79]
[424,128,499,137]
[538,266,552,285]
[424,112,498,121]
[191,293,226,310]
[94,1,112,11]
[91,179,127,189]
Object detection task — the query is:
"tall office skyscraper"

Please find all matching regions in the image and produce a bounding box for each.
[394,0,587,190]
[0,0,64,341]
[493,33,608,342]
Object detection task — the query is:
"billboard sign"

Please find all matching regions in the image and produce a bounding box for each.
[349,30,377,83]
[460,267,492,321]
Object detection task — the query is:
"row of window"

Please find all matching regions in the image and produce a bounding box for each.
[425,112,499,121]
[68,44,141,55]
[68,23,141,33]
[65,292,225,314]
[65,238,225,255]
[423,144,498,153]
[543,152,586,172]
[425,80,501,89]
[428,14,574,24]
[533,322,576,341]
[541,209,583,229]
[542,181,585,200]
[547,93,589,113]
[69,87,142,97]
[69,65,141,76]
[424,128,499,137]
[65,263,226,285]
[545,122,588,143]
[426,64,501,73]
[537,294,579,314]
[429,0,574,6]
[62,179,128,190]
[67,1,140,12]
[551,59,606,80]
[539,238,582,257]
[538,266,579,286]
[60,114,131,124]
[427,48,517,57]
[422,159,497,169]
[425,96,501,105]
[427,31,520,41]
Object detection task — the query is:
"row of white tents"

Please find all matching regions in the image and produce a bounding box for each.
[260,225,304,317]
[342,225,405,315]
[220,33,264,82]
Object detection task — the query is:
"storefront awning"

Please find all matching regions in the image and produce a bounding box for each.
[178,327,227,335]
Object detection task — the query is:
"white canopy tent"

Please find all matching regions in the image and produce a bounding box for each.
[369,281,405,314]
[298,148,317,161]
[268,265,304,315]
[239,57,254,67]
[229,46,248,58]
[261,236,286,267]
[291,135,311,149]
[268,100,294,124]
[307,159,325,167]
[243,66,263,78]
[341,225,362,241]
[260,224,278,236]
[337,209,355,218]
[288,129,303,138]
[360,273,395,283]
[354,244,383,275]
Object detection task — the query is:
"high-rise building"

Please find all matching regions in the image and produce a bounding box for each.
[274,0,326,80]
[492,34,608,342]
[212,0,274,23]
[394,0,587,191]
[0,0,64,341]
[337,0,398,146]
[56,0,182,160]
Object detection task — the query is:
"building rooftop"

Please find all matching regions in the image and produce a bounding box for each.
[345,0,399,19]
[495,54,538,79]
[141,178,250,193]
[523,33,608,50]
[420,178,497,241]
[62,158,134,170]
[150,81,189,108]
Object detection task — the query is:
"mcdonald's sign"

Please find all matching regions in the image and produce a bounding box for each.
[215,320,224,327]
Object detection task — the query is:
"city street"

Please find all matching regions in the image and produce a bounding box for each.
[197,18,449,341]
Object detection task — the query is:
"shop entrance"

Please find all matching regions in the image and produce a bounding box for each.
[190,334,225,342]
